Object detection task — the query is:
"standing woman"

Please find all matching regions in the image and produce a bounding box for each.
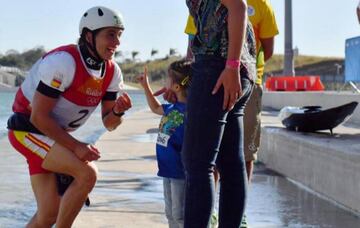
[183,0,256,227]
[7,6,131,227]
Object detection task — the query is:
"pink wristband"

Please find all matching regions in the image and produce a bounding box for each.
[226,59,240,69]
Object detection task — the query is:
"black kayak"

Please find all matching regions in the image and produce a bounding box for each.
[279,101,358,134]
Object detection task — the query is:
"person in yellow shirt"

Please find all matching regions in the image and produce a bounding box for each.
[184,15,197,60]
[244,0,278,184]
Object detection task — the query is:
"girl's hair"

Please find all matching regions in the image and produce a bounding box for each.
[168,59,192,97]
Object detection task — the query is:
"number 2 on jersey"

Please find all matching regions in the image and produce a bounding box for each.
[68,110,89,128]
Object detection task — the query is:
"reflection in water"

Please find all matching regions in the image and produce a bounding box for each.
[130,133,158,143]
[91,171,164,212]
[247,164,360,228]
[0,201,35,228]
[2,160,360,227]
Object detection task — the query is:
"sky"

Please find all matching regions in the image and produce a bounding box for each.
[0,0,359,60]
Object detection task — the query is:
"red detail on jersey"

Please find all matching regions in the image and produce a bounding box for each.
[12,87,31,114]
[12,44,115,115]
[45,45,115,107]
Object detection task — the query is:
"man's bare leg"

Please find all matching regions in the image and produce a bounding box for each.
[26,173,60,228]
[42,143,98,228]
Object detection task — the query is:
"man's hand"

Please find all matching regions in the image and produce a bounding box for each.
[113,92,132,114]
[74,143,101,162]
[212,68,242,111]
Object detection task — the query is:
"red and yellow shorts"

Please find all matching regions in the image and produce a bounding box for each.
[8,130,55,175]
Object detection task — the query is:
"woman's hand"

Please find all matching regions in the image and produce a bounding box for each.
[212,67,242,111]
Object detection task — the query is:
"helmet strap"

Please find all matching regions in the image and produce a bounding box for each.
[90,30,103,60]
[79,29,104,70]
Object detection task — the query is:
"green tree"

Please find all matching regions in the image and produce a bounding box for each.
[22,47,45,69]
[0,46,45,70]
[131,51,139,61]
[151,49,158,58]
[115,50,122,59]
[169,48,177,56]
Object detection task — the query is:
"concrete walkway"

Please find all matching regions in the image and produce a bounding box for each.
[74,109,360,227]
[74,110,167,227]
[1,109,360,227]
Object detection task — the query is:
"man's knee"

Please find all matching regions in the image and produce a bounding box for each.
[75,164,98,191]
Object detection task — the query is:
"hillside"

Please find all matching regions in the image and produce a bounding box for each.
[264,54,344,75]
[0,53,346,90]
[120,56,182,89]
[120,55,345,86]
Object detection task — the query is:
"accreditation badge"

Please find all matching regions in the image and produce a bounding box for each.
[156,132,170,147]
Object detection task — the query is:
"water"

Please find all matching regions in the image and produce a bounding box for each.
[247,164,360,228]
[0,90,151,143]
[0,92,15,139]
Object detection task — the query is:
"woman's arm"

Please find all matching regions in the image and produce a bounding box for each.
[212,0,247,111]
[224,0,247,64]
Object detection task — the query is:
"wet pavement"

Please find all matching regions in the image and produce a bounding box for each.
[128,131,360,227]
[2,156,360,227]
[88,162,360,228]
[246,164,360,228]
[1,109,360,227]
[72,159,360,228]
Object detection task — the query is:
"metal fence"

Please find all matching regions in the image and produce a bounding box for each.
[345,36,360,82]
[320,74,345,83]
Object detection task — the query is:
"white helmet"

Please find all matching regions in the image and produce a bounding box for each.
[79,6,124,35]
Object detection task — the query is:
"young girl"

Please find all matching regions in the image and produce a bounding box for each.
[137,60,191,228]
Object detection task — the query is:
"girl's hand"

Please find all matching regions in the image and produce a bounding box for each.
[136,66,149,88]
[153,87,177,104]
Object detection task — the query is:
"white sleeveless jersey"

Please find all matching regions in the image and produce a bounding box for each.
[13,45,123,132]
